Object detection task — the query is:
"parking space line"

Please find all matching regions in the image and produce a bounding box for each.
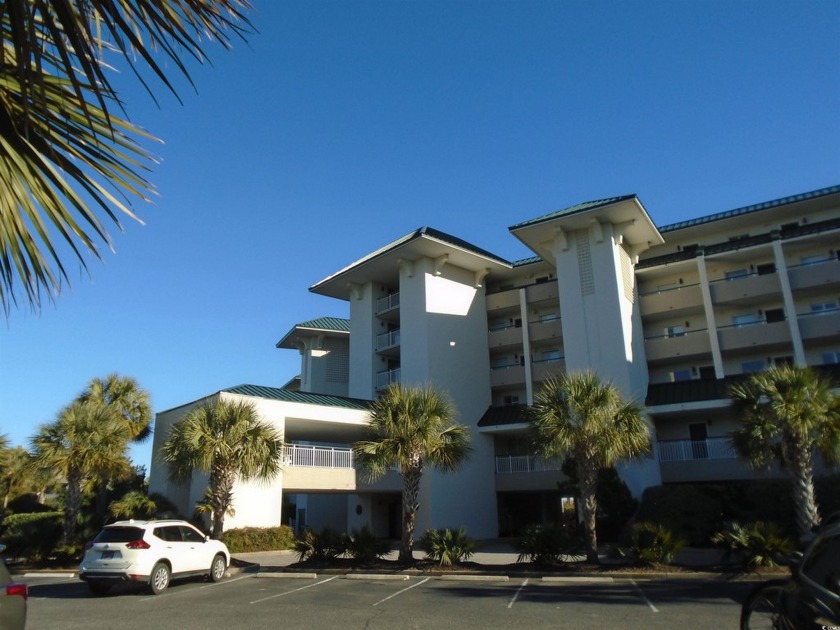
[197,574,254,589]
[249,576,338,604]
[507,578,529,609]
[372,577,431,607]
[629,578,659,613]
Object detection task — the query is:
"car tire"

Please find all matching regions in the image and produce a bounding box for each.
[210,554,227,582]
[149,562,170,595]
[88,580,112,596]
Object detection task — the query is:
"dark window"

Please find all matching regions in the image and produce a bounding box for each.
[95,526,145,543]
[756,263,776,275]
[698,366,716,380]
[154,526,182,542]
[765,308,785,323]
[689,423,708,460]
[180,526,205,543]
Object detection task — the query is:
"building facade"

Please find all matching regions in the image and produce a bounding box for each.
[149,184,840,537]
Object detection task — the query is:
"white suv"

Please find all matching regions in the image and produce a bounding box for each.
[79,520,230,595]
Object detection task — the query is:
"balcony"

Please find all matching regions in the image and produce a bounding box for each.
[788,258,840,294]
[282,443,355,468]
[532,356,565,382]
[644,328,712,363]
[525,281,558,306]
[495,454,563,474]
[490,363,525,388]
[486,289,520,315]
[376,292,400,320]
[798,310,840,342]
[717,320,791,352]
[658,437,761,483]
[494,454,566,492]
[376,329,401,355]
[376,367,401,390]
[488,323,523,350]
[658,438,736,463]
[640,283,704,319]
[710,272,781,307]
[529,316,562,343]
[280,444,357,492]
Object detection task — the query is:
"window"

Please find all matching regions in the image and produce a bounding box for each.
[539,311,558,322]
[742,360,765,373]
[756,263,776,275]
[503,395,520,405]
[698,366,716,380]
[541,350,562,363]
[823,351,840,365]
[764,308,785,323]
[733,313,759,327]
[811,302,838,315]
[670,369,692,382]
[666,325,685,338]
[725,269,749,281]
[801,254,827,266]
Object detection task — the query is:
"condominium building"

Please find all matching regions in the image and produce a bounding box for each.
[149,184,840,538]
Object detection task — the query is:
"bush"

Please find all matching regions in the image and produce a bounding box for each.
[636,484,727,545]
[0,511,63,560]
[419,528,477,567]
[346,526,390,564]
[515,524,583,565]
[221,526,296,553]
[711,521,795,569]
[294,527,348,562]
[619,522,685,566]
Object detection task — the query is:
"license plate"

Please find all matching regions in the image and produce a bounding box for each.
[100,550,120,559]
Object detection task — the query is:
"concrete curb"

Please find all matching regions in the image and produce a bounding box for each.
[345,574,410,581]
[255,572,318,579]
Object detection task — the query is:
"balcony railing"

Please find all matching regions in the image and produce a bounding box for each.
[281,444,354,469]
[495,454,564,474]
[658,437,737,462]
[376,367,401,390]
[376,292,400,314]
[376,329,401,351]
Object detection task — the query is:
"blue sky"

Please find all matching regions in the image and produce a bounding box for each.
[1,0,838,472]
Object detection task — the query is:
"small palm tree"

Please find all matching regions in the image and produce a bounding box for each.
[0,444,35,508]
[30,401,132,543]
[353,384,471,564]
[78,374,152,521]
[530,371,652,564]
[729,365,840,537]
[160,398,283,539]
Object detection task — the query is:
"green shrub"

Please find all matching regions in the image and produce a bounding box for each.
[294,527,348,561]
[636,484,726,545]
[0,511,63,560]
[419,528,477,567]
[620,522,685,566]
[222,526,296,553]
[711,521,794,569]
[515,524,583,565]
[346,526,390,564]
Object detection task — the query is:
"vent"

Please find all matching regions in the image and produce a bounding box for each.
[577,231,594,295]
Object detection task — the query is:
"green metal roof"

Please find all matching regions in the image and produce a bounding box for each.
[509,194,638,231]
[222,384,372,410]
[292,317,350,333]
[659,184,840,233]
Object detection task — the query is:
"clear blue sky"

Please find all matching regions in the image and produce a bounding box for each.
[1,0,838,472]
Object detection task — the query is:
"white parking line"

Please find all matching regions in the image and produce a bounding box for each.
[507,578,529,609]
[249,575,338,604]
[630,578,659,613]
[372,577,431,607]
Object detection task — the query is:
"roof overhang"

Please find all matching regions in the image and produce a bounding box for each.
[510,196,664,265]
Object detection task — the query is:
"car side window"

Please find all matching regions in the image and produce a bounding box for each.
[179,526,205,544]
[155,526,182,542]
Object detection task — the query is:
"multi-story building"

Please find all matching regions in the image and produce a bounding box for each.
[149,184,840,538]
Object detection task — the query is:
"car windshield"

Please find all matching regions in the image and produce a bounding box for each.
[94,527,145,543]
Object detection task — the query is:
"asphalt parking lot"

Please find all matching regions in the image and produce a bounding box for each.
[23,571,754,630]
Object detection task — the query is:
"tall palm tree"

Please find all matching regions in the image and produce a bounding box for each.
[77,373,152,522]
[729,365,840,537]
[353,384,472,564]
[530,371,652,564]
[30,400,132,544]
[160,398,283,539]
[1,0,252,312]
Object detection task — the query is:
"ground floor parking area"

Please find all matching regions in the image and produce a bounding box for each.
[25,571,756,629]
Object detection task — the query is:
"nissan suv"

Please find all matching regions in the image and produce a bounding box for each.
[79,520,230,595]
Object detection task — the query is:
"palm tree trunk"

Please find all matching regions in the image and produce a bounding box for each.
[400,466,422,564]
[63,469,82,545]
[577,461,599,564]
[790,441,820,537]
[210,465,234,540]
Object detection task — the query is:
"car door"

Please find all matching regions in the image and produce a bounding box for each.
[153,526,190,575]
[177,525,211,572]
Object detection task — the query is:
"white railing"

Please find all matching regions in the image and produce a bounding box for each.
[376,367,401,390]
[376,329,401,350]
[658,437,737,462]
[376,292,400,313]
[281,444,354,469]
[495,455,564,474]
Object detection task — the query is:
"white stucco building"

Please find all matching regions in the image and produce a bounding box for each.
[149,184,840,537]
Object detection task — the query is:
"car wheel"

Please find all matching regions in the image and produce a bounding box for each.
[210,554,227,582]
[88,580,112,596]
[149,562,170,595]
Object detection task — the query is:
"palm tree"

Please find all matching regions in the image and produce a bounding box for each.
[0,443,36,508]
[529,371,652,564]
[729,365,840,537]
[353,384,472,564]
[30,400,132,544]
[160,398,283,539]
[1,0,252,312]
[77,374,153,521]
